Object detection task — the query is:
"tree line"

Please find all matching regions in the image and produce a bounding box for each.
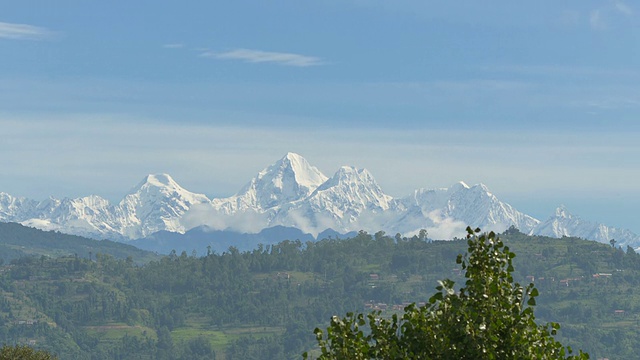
[1,228,639,358]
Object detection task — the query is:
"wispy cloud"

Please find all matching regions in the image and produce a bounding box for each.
[614,1,633,16]
[481,64,640,78]
[201,48,324,67]
[0,21,54,40]
[163,43,185,49]
[589,1,633,30]
[590,9,606,30]
[579,97,640,110]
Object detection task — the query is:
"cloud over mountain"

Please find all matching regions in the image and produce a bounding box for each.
[1,153,638,248]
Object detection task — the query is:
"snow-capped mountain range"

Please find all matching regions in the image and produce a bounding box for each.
[1,152,638,248]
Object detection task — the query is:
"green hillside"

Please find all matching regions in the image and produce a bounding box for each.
[0,222,160,264]
[0,227,639,359]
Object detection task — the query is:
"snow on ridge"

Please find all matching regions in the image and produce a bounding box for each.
[213,152,328,213]
[117,173,211,238]
[142,173,179,188]
[267,164,397,236]
[129,173,209,201]
[309,165,394,211]
[531,205,640,248]
[396,181,540,239]
[284,152,328,189]
[453,180,470,190]
[554,204,570,218]
[0,193,38,221]
[1,153,638,248]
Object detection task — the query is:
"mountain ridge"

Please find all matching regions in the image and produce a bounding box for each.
[1,153,638,248]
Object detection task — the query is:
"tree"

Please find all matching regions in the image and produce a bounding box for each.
[0,345,57,360]
[305,227,589,359]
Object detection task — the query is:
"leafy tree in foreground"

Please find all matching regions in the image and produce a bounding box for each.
[0,344,57,360]
[305,227,589,359]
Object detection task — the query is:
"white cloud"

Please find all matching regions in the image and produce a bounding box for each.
[614,1,633,16]
[202,48,324,67]
[0,21,54,40]
[182,205,270,233]
[424,210,469,240]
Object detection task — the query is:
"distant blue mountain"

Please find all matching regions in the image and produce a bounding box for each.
[317,228,358,240]
[130,226,357,255]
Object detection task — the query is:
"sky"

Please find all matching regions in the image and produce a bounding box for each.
[1,1,639,232]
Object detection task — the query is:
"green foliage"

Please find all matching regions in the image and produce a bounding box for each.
[4,224,640,358]
[0,344,57,360]
[0,222,159,264]
[307,227,589,359]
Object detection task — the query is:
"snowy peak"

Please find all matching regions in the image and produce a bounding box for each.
[9,174,211,240]
[216,153,328,212]
[4,193,121,239]
[450,180,471,192]
[140,173,179,188]
[0,193,38,221]
[126,173,209,204]
[118,174,210,238]
[310,166,393,211]
[2,153,639,249]
[318,166,376,190]
[267,165,395,235]
[281,152,328,189]
[399,181,540,236]
[532,205,640,248]
[403,182,491,209]
[131,173,185,195]
[262,152,328,195]
[554,205,571,218]
[446,182,539,232]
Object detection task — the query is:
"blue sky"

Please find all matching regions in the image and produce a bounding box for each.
[1,1,639,232]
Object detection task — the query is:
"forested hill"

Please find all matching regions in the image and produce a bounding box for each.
[1,229,640,359]
[0,222,160,264]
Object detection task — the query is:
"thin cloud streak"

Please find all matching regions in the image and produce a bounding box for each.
[0,21,54,40]
[202,48,324,67]
[578,97,640,110]
[163,43,185,49]
[480,64,640,79]
[590,10,606,30]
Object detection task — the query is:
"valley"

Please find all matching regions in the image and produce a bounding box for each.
[0,224,639,359]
